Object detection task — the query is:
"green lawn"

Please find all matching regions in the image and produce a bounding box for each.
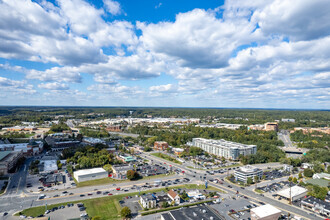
[151,153,182,165]
[254,189,264,194]
[76,173,174,187]
[17,184,225,219]
[75,177,127,187]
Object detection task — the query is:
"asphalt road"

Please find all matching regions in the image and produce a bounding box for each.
[278,130,294,148]
[0,152,320,220]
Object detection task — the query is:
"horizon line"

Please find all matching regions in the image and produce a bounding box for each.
[0,105,329,111]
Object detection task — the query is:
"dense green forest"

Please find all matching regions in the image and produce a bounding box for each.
[0,107,329,129]
[290,130,329,149]
[62,145,121,169]
[131,125,285,164]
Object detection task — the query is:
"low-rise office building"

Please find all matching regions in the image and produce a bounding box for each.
[251,204,281,220]
[234,165,263,183]
[73,168,108,182]
[264,122,278,131]
[112,164,133,179]
[190,138,257,160]
[154,141,169,151]
[140,194,157,209]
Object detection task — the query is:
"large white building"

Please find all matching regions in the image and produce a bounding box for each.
[234,165,263,183]
[277,185,307,202]
[251,204,281,220]
[190,138,257,160]
[73,168,108,182]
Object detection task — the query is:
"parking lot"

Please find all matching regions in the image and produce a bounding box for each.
[119,195,141,218]
[257,181,296,197]
[137,163,170,176]
[25,171,76,194]
[263,170,290,181]
[208,197,255,220]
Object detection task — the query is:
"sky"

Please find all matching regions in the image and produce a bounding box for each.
[0,0,329,109]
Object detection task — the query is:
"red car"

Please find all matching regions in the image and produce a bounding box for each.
[108,193,113,196]
[116,187,121,191]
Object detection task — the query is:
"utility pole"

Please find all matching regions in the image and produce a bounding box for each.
[289,180,292,205]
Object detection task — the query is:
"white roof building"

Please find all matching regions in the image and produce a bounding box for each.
[277,185,307,201]
[313,173,330,180]
[43,160,58,173]
[74,168,108,182]
[251,204,281,220]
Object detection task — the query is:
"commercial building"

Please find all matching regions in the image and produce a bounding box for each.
[250,204,281,220]
[106,125,122,132]
[277,185,307,201]
[117,155,136,163]
[172,148,184,155]
[154,141,169,151]
[140,194,157,209]
[40,160,58,173]
[190,138,257,160]
[197,123,243,130]
[0,140,43,156]
[82,137,106,145]
[45,136,80,152]
[73,168,108,182]
[301,196,330,217]
[160,205,222,220]
[187,189,206,200]
[234,165,263,183]
[294,127,330,135]
[0,151,23,175]
[264,122,278,132]
[313,172,330,180]
[168,189,180,205]
[282,118,295,123]
[40,173,64,187]
[112,164,133,179]
[2,126,37,131]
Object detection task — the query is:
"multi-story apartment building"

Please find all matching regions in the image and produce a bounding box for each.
[190,138,257,160]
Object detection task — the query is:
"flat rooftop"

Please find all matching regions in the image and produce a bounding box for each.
[0,151,11,161]
[251,204,281,218]
[166,205,223,220]
[74,167,107,176]
[193,138,256,149]
[277,185,307,199]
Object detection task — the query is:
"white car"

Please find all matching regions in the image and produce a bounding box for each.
[80,213,88,217]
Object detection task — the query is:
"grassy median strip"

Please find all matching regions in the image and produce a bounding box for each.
[17,184,222,219]
[150,153,182,165]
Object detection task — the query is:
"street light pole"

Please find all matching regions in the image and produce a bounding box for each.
[289,180,292,205]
